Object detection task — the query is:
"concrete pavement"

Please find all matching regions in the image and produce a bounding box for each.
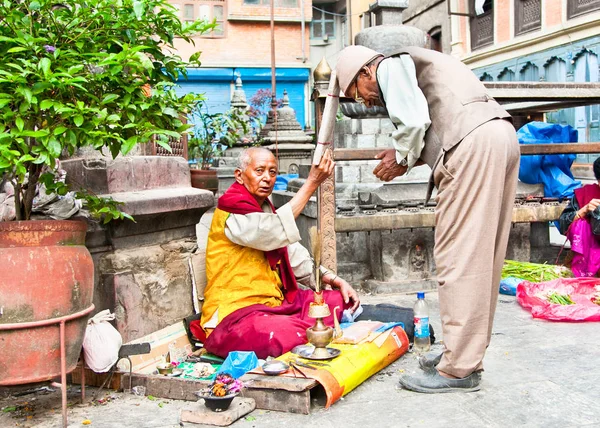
[1,291,598,428]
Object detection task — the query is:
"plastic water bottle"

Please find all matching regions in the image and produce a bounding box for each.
[413,292,431,353]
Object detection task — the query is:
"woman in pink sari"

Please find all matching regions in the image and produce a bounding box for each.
[558,157,600,277]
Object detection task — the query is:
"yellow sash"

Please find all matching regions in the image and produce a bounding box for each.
[201,208,284,333]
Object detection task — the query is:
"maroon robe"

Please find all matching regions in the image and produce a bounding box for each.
[190,182,350,359]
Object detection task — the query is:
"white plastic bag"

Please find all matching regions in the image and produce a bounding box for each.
[82,310,122,373]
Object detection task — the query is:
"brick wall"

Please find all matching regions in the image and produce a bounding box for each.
[496,0,511,43]
[545,0,563,28]
[171,0,311,66]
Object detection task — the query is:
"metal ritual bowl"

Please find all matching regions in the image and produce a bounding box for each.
[292,345,341,361]
[262,360,289,376]
[156,363,174,375]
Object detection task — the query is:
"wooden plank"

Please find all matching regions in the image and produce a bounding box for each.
[180,397,256,426]
[122,373,211,401]
[333,143,600,162]
[503,100,600,114]
[520,143,600,155]
[484,82,600,102]
[240,373,317,392]
[242,388,312,415]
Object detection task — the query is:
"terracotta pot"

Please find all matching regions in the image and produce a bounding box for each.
[190,168,218,194]
[0,220,94,385]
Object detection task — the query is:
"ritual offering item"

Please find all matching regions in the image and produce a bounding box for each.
[261,360,289,376]
[156,363,174,375]
[306,302,334,359]
[305,226,342,360]
[195,373,243,412]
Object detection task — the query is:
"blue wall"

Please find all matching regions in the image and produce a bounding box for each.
[175,67,310,128]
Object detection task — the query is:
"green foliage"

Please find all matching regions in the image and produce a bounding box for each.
[0,0,215,220]
[188,103,251,169]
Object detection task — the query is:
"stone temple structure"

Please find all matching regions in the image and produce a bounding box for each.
[259,90,314,175]
[218,78,315,191]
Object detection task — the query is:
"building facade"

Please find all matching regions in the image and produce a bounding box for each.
[402,0,600,164]
[169,0,312,128]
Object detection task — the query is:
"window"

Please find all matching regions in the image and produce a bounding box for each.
[544,58,571,127]
[544,58,573,128]
[498,68,515,81]
[243,0,298,7]
[573,51,599,162]
[174,1,226,37]
[515,0,541,36]
[311,4,335,40]
[567,0,600,19]
[479,72,493,81]
[519,62,539,81]
[470,0,493,51]
[429,26,442,53]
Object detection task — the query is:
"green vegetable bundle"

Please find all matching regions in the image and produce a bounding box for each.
[501,260,573,283]
[546,291,575,305]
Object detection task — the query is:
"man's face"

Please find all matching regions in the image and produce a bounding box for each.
[235,150,278,204]
[347,65,382,108]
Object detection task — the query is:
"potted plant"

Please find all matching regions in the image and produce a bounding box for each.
[0,0,213,387]
[188,102,251,193]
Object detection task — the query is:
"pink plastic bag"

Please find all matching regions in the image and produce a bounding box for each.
[516,278,600,322]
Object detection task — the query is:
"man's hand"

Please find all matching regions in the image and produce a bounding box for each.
[290,149,335,218]
[336,279,360,313]
[373,149,408,182]
[307,148,335,187]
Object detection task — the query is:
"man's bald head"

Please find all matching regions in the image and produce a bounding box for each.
[237,147,275,172]
[234,147,278,205]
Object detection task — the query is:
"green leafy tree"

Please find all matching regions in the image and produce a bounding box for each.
[0,0,215,221]
[188,102,251,170]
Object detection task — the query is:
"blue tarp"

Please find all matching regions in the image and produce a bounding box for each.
[274,174,299,191]
[517,121,581,199]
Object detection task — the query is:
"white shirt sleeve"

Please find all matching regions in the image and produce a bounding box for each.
[224,202,301,251]
[287,241,315,288]
[377,56,431,171]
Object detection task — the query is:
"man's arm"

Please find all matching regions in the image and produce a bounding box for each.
[374,56,431,180]
[224,202,301,251]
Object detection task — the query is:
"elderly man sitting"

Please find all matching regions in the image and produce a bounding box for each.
[197,147,360,360]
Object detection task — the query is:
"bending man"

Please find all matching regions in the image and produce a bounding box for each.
[335,45,520,393]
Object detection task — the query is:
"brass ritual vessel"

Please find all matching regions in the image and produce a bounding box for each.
[305,302,342,359]
[306,302,333,359]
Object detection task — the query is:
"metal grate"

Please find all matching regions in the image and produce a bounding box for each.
[152,134,189,160]
[567,0,600,18]
[470,4,494,51]
[515,0,541,36]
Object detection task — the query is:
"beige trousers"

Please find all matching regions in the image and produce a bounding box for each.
[433,119,520,379]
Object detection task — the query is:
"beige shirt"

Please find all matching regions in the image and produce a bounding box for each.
[377,56,431,172]
[224,200,324,288]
